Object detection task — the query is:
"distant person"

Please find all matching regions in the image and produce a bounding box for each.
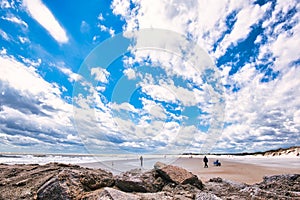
[140,156,143,167]
[203,156,208,168]
[214,159,221,166]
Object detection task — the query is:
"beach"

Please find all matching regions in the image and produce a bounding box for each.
[0,154,299,199]
[79,155,300,184]
[1,153,299,184]
[172,156,300,184]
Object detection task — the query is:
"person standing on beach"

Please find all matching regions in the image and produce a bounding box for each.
[140,156,143,168]
[203,156,208,168]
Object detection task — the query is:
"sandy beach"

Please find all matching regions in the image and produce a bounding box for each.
[79,155,300,184]
[172,156,300,184]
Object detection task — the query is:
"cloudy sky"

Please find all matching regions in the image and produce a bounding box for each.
[0,0,299,154]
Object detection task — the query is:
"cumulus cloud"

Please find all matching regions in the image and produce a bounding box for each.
[123,68,136,80]
[0,54,80,152]
[91,67,110,83]
[1,0,298,154]
[109,0,300,152]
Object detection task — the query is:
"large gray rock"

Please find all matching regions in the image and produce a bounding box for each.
[154,162,203,189]
[115,168,166,192]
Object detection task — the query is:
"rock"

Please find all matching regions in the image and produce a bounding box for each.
[85,188,173,200]
[154,162,203,189]
[137,191,172,200]
[195,192,222,200]
[115,168,166,192]
[37,168,115,199]
[172,184,200,199]
[37,177,71,200]
[0,163,299,200]
[204,174,300,199]
[80,169,115,190]
[97,188,141,200]
[208,177,222,183]
[256,174,300,198]
[0,163,115,199]
[262,174,300,184]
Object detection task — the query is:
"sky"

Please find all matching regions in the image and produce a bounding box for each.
[0,0,299,154]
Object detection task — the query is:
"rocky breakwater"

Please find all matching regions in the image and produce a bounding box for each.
[0,162,299,200]
[0,161,203,200]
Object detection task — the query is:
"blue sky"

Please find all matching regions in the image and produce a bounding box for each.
[0,0,299,154]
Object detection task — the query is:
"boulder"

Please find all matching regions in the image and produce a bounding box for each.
[154,162,203,189]
[37,177,71,200]
[115,168,166,192]
[80,169,115,190]
[37,168,115,199]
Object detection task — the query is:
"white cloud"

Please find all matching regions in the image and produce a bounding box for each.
[18,36,30,44]
[23,0,68,44]
[98,23,115,37]
[215,2,271,57]
[0,0,11,9]
[0,48,7,55]
[99,24,108,32]
[80,20,90,33]
[110,0,300,152]
[258,0,300,71]
[111,102,139,113]
[140,84,177,103]
[111,0,131,18]
[0,29,11,41]
[19,56,41,67]
[92,35,100,42]
[59,66,82,82]
[123,68,136,79]
[1,16,28,28]
[91,67,110,83]
[220,63,300,152]
[0,55,58,95]
[98,13,105,21]
[0,54,78,152]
